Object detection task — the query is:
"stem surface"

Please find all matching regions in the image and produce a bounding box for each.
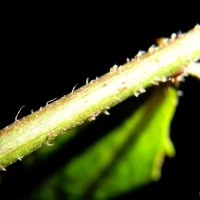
[0,25,200,170]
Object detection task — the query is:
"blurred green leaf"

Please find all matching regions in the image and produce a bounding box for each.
[32,85,178,200]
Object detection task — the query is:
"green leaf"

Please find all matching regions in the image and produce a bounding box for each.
[32,85,178,200]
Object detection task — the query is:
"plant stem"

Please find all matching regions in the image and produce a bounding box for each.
[0,25,200,170]
[186,62,200,79]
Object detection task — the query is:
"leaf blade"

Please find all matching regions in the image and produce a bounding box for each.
[32,85,178,200]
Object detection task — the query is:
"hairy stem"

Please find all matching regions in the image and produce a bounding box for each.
[0,25,200,170]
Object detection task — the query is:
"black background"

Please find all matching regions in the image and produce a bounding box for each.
[0,5,199,200]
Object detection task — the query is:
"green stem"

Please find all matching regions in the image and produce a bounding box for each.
[0,25,200,170]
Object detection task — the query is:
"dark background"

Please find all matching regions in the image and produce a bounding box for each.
[0,5,199,200]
